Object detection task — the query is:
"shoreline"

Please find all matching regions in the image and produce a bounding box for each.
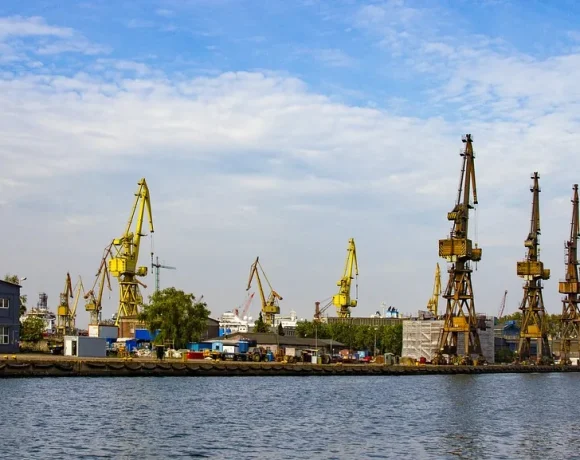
[1,357,580,377]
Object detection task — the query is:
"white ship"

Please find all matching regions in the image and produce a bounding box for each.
[20,293,56,333]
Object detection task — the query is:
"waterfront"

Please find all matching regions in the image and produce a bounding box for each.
[1,374,577,459]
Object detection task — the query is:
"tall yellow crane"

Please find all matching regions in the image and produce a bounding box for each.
[332,238,359,318]
[109,178,154,326]
[85,244,113,325]
[516,172,551,363]
[426,263,442,316]
[560,184,580,364]
[436,134,483,364]
[56,273,73,336]
[246,257,282,326]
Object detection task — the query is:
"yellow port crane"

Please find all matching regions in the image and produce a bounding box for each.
[57,274,85,336]
[332,238,359,318]
[426,263,442,316]
[246,257,282,326]
[516,172,551,362]
[436,134,483,365]
[516,172,551,363]
[56,273,73,336]
[85,244,113,325]
[108,178,154,327]
[560,184,580,364]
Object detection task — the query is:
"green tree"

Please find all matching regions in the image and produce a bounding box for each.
[254,312,270,333]
[20,317,45,342]
[381,323,403,355]
[139,287,210,349]
[4,274,27,316]
[277,322,285,336]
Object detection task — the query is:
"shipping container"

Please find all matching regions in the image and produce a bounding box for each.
[64,336,106,358]
[88,325,119,339]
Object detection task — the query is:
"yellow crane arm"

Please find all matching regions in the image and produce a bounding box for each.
[131,178,154,261]
[247,257,267,308]
[70,277,85,318]
[332,238,359,317]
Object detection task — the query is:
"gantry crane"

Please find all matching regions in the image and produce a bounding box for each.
[497,290,508,320]
[426,263,442,316]
[560,184,580,364]
[56,273,73,336]
[435,134,483,364]
[85,244,112,324]
[246,257,282,326]
[332,238,359,318]
[516,172,551,363]
[109,178,154,327]
[151,254,176,292]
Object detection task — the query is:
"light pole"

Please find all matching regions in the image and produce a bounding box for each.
[374,327,378,357]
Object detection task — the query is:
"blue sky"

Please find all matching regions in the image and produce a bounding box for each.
[2,0,580,326]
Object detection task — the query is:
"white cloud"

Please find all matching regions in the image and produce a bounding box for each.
[0,16,73,39]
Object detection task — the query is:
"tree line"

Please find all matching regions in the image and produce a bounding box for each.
[294,320,403,355]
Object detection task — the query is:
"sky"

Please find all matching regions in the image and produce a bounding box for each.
[2,0,580,327]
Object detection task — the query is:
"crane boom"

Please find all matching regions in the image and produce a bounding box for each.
[497,290,508,320]
[56,273,74,336]
[246,257,282,326]
[426,263,442,316]
[332,238,359,318]
[85,243,113,324]
[109,178,154,328]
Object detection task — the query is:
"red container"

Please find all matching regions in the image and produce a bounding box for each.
[187,351,204,360]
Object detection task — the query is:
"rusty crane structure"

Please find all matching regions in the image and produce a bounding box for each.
[516,172,551,363]
[435,134,483,364]
[559,184,580,364]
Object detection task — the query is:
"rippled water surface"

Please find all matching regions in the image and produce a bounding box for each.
[2,374,579,459]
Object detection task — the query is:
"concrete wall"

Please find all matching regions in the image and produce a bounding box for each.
[0,280,20,353]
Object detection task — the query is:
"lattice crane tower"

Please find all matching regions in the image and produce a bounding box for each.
[436,134,483,363]
[516,172,551,363]
[559,184,580,364]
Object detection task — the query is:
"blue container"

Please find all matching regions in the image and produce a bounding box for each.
[218,328,224,337]
[238,340,250,353]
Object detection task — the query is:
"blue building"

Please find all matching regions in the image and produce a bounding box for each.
[0,280,21,353]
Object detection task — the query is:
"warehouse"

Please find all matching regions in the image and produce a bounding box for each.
[0,280,21,353]
[209,332,343,353]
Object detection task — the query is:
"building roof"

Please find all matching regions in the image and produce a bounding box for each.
[207,332,344,348]
[0,279,21,290]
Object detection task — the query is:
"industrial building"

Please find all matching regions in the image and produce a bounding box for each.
[0,280,21,353]
[402,317,495,364]
[210,332,343,353]
[327,317,403,327]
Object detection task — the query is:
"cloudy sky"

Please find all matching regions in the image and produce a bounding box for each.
[2,0,580,327]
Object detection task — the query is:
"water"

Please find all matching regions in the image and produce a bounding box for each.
[1,373,578,459]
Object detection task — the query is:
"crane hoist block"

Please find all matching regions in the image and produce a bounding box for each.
[516,261,550,279]
[109,258,126,276]
[439,238,481,261]
[559,281,580,294]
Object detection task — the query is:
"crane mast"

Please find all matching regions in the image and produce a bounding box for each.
[426,263,442,316]
[109,178,154,331]
[246,257,282,327]
[85,244,112,324]
[436,134,483,364]
[56,273,73,336]
[497,290,508,320]
[150,254,176,292]
[516,172,551,363]
[332,238,359,318]
[559,184,580,364]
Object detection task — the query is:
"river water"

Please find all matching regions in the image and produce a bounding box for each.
[1,373,577,459]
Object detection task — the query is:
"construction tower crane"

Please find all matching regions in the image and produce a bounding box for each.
[560,184,580,364]
[426,263,442,316]
[332,238,359,318]
[109,178,154,327]
[56,273,73,336]
[151,254,176,292]
[435,134,484,364]
[516,172,551,363]
[246,257,282,327]
[85,245,113,324]
[497,290,508,320]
